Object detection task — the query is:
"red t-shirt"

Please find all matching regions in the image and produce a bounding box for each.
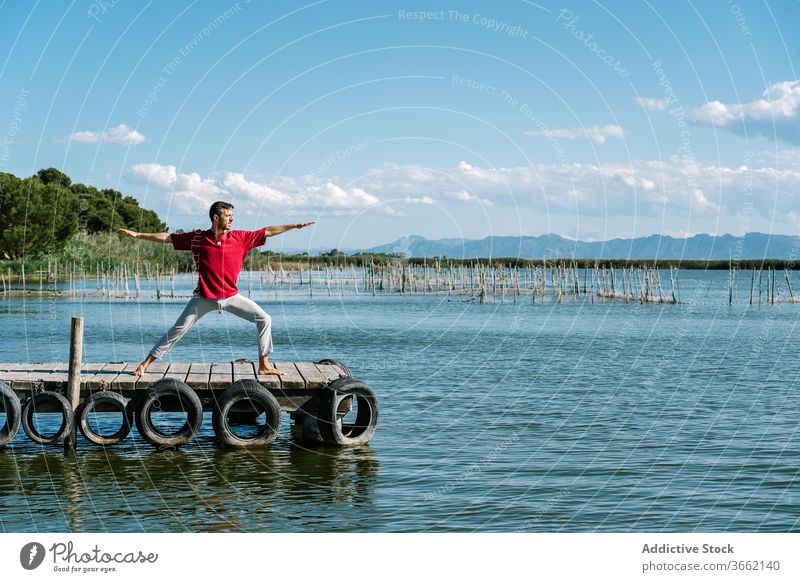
[171,228,268,299]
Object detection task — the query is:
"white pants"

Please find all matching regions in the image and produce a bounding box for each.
[149,293,273,359]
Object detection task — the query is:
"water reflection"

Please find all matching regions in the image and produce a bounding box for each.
[0,441,379,532]
[286,443,379,505]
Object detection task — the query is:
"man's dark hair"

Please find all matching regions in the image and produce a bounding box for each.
[209,201,234,222]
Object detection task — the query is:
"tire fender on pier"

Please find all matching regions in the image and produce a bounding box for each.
[0,381,21,447]
[78,391,134,446]
[315,359,353,378]
[212,379,281,447]
[21,390,75,445]
[318,377,378,446]
[134,378,203,449]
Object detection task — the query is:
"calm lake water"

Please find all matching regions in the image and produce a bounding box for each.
[0,269,798,532]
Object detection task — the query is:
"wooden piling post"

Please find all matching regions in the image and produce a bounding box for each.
[771,267,776,303]
[728,263,734,306]
[758,268,762,304]
[64,316,84,452]
[785,270,795,302]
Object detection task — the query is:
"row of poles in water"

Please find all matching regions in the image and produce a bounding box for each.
[1,260,680,303]
[2,260,798,305]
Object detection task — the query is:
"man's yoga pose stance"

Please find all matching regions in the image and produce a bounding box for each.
[115,201,314,377]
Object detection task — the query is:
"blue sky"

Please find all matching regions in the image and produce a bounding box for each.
[2,0,799,249]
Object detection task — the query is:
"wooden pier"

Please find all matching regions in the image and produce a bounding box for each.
[0,359,378,450]
[0,360,345,405]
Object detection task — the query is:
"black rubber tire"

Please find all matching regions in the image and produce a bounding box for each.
[134,378,203,449]
[0,381,21,447]
[21,391,75,445]
[315,358,352,378]
[212,380,281,447]
[318,378,378,446]
[78,391,134,446]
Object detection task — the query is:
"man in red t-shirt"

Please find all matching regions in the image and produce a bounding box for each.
[115,201,314,377]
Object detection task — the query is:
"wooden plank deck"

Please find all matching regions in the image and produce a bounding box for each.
[163,362,190,382]
[209,362,232,391]
[295,362,329,389]
[0,361,347,395]
[232,361,255,383]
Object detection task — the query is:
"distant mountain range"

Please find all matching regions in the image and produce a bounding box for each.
[360,232,800,260]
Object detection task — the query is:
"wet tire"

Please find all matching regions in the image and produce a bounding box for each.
[315,358,352,378]
[0,381,21,447]
[212,380,281,447]
[78,391,133,446]
[135,378,203,449]
[21,391,75,445]
[318,377,378,446]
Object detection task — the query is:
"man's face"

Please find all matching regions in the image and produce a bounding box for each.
[215,208,234,230]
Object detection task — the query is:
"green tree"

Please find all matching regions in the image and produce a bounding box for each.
[1,168,167,259]
[37,167,72,187]
[70,183,167,234]
[0,173,79,258]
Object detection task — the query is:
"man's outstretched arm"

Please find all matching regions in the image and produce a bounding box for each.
[114,228,172,243]
[265,221,315,237]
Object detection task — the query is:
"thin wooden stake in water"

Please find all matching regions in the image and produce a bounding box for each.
[65,316,84,453]
[728,259,733,306]
[772,267,776,304]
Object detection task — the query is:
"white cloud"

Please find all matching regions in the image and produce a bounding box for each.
[361,157,800,221]
[172,172,223,207]
[130,163,381,214]
[130,163,177,189]
[446,190,494,206]
[130,163,222,212]
[636,97,671,111]
[665,230,702,239]
[222,172,293,206]
[67,123,146,145]
[403,196,435,205]
[128,154,800,229]
[310,182,379,209]
[691,80,800,143]
[524,124,625,144]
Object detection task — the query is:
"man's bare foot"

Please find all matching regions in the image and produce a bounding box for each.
[258,356,285,376]
[258,366,285,376]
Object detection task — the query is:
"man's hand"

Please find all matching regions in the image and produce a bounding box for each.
[114,227,138,239]
[265,221,316,237]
